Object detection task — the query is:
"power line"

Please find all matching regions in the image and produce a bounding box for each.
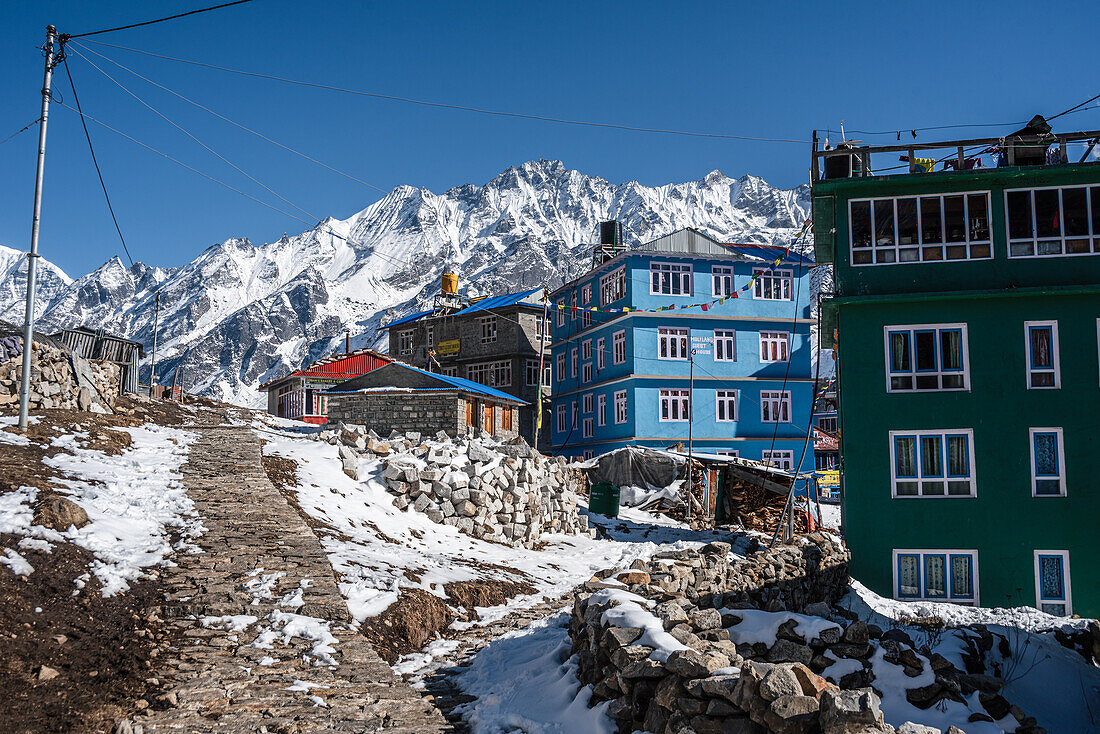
[0,117,42,147]
[62,56,135,267]
[1048,91,1100,122]
[81,39,811,145]
[69,40,388,194]
[65,0,259,39]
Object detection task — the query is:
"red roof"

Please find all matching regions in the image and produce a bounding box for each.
[260,349,392,390]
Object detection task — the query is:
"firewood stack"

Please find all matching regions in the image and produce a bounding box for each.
[721,475,807,534]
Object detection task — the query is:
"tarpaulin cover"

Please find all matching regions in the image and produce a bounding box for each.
[581,446,686,490]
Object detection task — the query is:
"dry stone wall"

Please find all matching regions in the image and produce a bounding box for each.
[318,423,591,548]
[571,537,1042,734]
[0,339,119,412]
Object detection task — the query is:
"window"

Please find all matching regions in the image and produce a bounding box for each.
[569,291,577,320]
[536,316,550,341]
[480,316,498,344]
[716,450,739,458]
[1034,550,1072,616]
[760,391,791,423]
[556,404,567,432]
[650,262,693,295]
[890,430,975,497]
[1024,321,1060,389]
[582,339,592,360]
[582,363,592,383]
[440,365,459,377]
[597,394,607,426]
[658,327,689,360]
[583,449,595,460]
[1030,428,1065,497]
[426,325,434,348]
[1006,185,1100,257]
[762,450,793,471]
[716,390,738,422]
[557,303,565,327]
[597,338,606,370]
[714,330,736,362]
[850,193,992,265]
[581,284,592,304]
[556,353,566,383]
[526,360,545,387]
[894,550,978,604]
[816,453,837,470]
[659,389,690,421]
[818,417,837,434]
[613,331,626,365]
[582,417,593,439]
[614,390,628,424]
[885,324,969,392]
[582,393,593,413]
[467,360,511,387]
[570,348,577,378]
[753,269,792,300]
[571,400,577,428]
[581,310,592,329]
[759,332,790,362]
[712,266,735,297]
[398,330,413,356]
[600,267,626,305]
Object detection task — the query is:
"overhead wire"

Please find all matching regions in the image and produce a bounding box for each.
[65,0,259,39]
[0,117,42,147]
[80,39,811,144]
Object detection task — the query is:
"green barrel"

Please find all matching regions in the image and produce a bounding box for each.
[588,481,620,518]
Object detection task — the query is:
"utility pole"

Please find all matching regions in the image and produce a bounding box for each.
[686,347,696,521]
[533,290,549,453]
[150,292,160,396]
[18,25,58,431]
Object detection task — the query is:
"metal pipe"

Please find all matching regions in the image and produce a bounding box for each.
[18,25,57,430]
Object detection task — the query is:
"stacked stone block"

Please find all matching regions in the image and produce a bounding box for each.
[0,339,119,412]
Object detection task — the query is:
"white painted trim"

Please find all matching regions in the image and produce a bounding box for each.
[715,389,739,422]
[658,388,691,422]
[759,389,792,423]
[1029,427,1067,497]
[888,429,977,498]
[882,323,971,393]
[892,548,980,605]
[849,191,994,266]
[751,268,793,301]
[759,330,791,363]
[711,265,736,298]
[1023,320,1061,390]
[1004,185,1100,259]
[1033,549,1073,616]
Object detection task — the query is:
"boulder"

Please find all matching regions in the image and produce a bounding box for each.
[819,688,887,734]
[665,649,725,678]
[33,496,89,531]
[764,694,820,734]
[758,665,802,701]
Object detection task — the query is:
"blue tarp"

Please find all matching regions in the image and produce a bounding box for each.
[327,362,526,405]
[379,309,434,330]
[724,245,814,265]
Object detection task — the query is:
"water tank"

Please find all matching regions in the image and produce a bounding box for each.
[599,220,623,247]
[441,272,459,294]
[823,143,864,180]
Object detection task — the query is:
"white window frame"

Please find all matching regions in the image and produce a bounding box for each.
[613,330,626,365]
[440,365,459,378]
[1033,550,1072,616]
[714,329,736,362]
[525,360,543,387]
[555,353,566,383]
[426,325,434,348]
[569,291,577,321]
[752,268,792,301]
[597,394,607,426]
[889,429,976,498]
[893,549,979,605]
[614,390,628,424]
[398,330,414,356]
[600,267,626,305]
[597,337,606,370]
[581,283,592,304]
[650,262,693,296]
[582,362,592,383]
[884,323,971,393]
[1005,185,1100,258]
[849,192,994,266]
[480,316,498,344]
[715,450,740,458]
[556,404,567,432]
[818,416,838,434]
[759,331,790,363]
[582,417,593,439]
[658,327,690,360]
[1029,427,1066,498]
[557,303,565,327]
[582,392,593,414]
[715,389,738,422]
[582,339,592,360]
[571,400,577,428]
[467,360,511,387]
[1024,320,1060,389]
[581,310,592,328]
[761,450,794,471]
[659,388,690,422]
[760,390,791,423]
[712,265,735,297]
[583,449,595,460]
[570,348,577,378]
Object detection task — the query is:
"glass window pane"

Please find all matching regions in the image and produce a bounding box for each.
[940,330,962,371]
[944,196,966,243]
[1039,555,1065,600]
[1063,188,1089,236]
[1034,433,1058,476]
[914,331,937,371]
[967,194,990,241]
[874,200,895,246]
[1035,189,1061,238]
[1030,327,1052,368]
[889,332,911,372]
[920,197,942,243]
[1007,191,1033,240]
[851,201,872,247]
[1092,188,1100,235]
[925,556,946,597]
[898,555,919,597]
[1042,602,1067,616]
[947,435,969,476]
[895,436,916,478]
[921,436,943,477]
[897,198,919,244]
[951,556,972,598]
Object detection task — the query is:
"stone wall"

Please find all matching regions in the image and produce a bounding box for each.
[321,423,590,548]
[327,391,466,438]
[570,538,1041,734]
[0,339,120,413]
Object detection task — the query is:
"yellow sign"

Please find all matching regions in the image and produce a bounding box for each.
[817,470,840,490]
[436,339,460,356]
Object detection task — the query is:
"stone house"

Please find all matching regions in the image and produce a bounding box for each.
[325,362,525,439]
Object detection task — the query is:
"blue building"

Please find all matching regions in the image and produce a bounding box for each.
[548,228,817,470]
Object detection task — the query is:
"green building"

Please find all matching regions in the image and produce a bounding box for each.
[812,125,1100,617]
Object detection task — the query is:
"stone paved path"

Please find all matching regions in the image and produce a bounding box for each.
[126,424,450,733]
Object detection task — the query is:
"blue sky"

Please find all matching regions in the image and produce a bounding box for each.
[1,0,1097,277]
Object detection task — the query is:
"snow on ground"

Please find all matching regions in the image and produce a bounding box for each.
[0,423,199,595]
[818,501,841,530]
[455,610,615,734]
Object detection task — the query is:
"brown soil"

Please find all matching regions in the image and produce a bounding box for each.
[444,579,538,621]
[0,534,165,734]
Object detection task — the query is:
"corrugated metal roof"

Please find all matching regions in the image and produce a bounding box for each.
[450,288,542,317]
[380,309,434,330]
[632,229,730,256]
[723,243,814,265]
[326,362,526,404]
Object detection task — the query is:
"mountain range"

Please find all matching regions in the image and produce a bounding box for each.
[0,159,815,406]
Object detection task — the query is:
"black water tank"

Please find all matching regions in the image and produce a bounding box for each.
[599,220,623,246]
[823,143,863,180]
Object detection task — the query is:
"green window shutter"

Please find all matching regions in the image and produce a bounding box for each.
[820,298,837,349]
[812,195,836,263]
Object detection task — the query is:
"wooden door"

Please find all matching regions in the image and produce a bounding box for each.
[466,399,475,427]
[502,406,513,431]
[485,403,496,434]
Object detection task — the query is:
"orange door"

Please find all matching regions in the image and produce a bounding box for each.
[485,403,495,434]
[503,406,513,431]
[466,399,475,427]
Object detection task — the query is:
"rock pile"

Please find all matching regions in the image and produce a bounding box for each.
[0,339,119,412]
[319,423,592,547]
[571,540,1041,734]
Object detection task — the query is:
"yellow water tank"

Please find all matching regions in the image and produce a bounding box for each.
[441,272,459,294]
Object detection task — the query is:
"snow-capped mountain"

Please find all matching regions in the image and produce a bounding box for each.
[0,160,812,406]
[0,245,73,324]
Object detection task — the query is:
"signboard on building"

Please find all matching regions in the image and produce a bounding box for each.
[817,470,840,495]
[436,339,460,356]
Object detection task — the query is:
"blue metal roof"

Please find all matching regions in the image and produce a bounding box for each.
[724,245,815,265]
[327,362,526,404]
[451,288,542,317]
[380,309,434,330]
